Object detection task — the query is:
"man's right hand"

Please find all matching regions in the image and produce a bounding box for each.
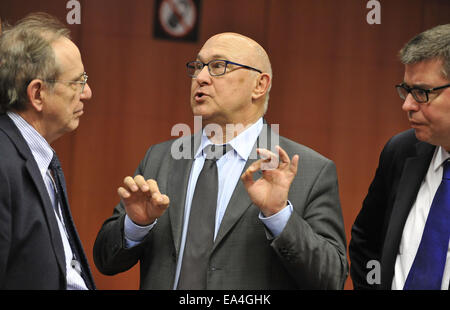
[118,175,170,226]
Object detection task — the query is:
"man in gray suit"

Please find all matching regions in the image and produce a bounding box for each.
[93,32,348,289]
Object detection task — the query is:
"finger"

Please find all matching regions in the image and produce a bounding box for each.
[256,148,276,161]
[241,159,262,187]
[147,179,161,196]
[290,154,299,175]
[147,179,164,202]
[146,179,170,207]
[123,176,138,192]
[134,175,150,192]
[154,194,170,208]
[117,186,131,199]
[257,148,279,170]
[276,145,290,165]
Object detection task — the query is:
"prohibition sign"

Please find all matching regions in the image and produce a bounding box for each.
[159,0,197,37]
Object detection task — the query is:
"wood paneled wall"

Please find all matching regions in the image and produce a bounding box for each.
[1,0,449,290]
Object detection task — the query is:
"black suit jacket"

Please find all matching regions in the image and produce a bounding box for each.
[349,129,450,289]
[94,126,348,289]
[0,114,95,289]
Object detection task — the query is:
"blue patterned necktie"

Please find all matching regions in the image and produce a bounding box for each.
[404,159,450,290]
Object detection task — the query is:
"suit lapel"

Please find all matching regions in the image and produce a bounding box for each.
[380,141,435,289]
[25,158,67,278]
[168,134,197,256]
[0,115,66,278]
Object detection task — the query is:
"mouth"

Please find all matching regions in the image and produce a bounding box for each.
[194,91,208,102]
[409,120,425,127]
[74,104,84,115]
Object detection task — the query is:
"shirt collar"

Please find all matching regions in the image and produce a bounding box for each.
[433,145,450,172]
[195,117,263,160]
[7,111,54,174]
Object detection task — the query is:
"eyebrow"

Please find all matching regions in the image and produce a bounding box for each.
[70,72,85,81]
[402,81,433,89]
[197,54,229,62]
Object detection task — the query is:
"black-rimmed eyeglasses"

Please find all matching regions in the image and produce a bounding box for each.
[44,72,88,94]
[186,60,262,78]
[395,82,450,104]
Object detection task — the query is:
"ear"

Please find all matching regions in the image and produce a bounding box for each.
[26,79,46,112]
[251,73,271,102]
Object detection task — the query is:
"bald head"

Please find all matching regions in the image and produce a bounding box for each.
[200,33,272,113]
[203,32,272,78]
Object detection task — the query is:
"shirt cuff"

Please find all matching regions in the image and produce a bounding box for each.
[124,215,156,248]
[258,201,293,237]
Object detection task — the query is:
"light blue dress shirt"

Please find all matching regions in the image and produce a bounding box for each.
[124,117,293,288]
[7,112,87,290]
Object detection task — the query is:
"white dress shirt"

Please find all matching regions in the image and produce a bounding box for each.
[7,112,88,290]
[392,146,450,290]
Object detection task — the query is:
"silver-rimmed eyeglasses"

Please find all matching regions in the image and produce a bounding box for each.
[45,72,88,94]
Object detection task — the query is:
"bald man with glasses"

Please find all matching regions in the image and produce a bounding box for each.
[94,32,348,290]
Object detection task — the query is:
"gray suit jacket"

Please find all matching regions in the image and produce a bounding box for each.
[94,126,348,289]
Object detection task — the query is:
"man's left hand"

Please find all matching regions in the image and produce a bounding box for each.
[241,145,299,217]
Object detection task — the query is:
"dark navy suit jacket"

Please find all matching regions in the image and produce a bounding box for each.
[0,114,95,289]
[349,129,449,290]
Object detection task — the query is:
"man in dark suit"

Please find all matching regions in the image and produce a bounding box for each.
[94,32,348,289]
[0,13,95,289]
[349,24,450,290]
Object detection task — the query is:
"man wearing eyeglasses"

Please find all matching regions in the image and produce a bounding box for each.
[349,24,450,290]
[94,32,348,289]
[0,13,95,289]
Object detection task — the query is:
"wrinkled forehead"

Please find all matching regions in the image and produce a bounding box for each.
[197,34,254,63]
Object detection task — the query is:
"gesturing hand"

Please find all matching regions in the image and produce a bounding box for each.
[118,175,170,226]
[241,146,299,217]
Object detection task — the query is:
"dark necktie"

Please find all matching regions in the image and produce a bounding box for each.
[49,154,67,221]
[177,144,230,289]
[49,153,86,283]
[404,159,450,290]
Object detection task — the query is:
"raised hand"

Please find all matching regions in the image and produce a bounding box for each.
[118,175,170,226]
[241,146,299,217]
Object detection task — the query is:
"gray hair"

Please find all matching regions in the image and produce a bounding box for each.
[0,12,70,113]
[399,24,450,79]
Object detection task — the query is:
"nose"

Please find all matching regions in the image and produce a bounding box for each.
[401,93,419,113]
[195,65,212,85]
[81,83,92,100]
